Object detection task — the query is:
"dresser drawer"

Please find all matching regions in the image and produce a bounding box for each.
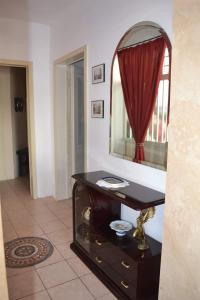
[111,257,137,282]
[91,246,138,299]
[105,266,137,300]
[91,242,132,264]
[90,233,109,250]
[91,242,138,267]
[90,250,109,271]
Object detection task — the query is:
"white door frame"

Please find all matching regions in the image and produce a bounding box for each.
[67,64,75,177]
[0,59,37,198]
[54,46,88,200]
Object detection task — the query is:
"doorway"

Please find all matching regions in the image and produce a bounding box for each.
[67,59,85,174]
[0,60,37,198]
[54,47,87,200]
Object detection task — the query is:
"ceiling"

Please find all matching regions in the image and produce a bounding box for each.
[0,0,78,25]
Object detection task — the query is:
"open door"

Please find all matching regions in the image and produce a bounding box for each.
[54,47,87,200]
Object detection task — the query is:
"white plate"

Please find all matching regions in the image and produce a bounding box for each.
[96,178,129,189]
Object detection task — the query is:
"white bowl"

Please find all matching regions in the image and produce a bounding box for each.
[110,220,133,237]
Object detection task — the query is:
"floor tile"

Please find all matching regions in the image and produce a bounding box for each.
[11,215,37,229]
[36,261,77,288]
[27,206,51,217]
[67,256,91,276]
[64,198,72,207]
[59,216,73,229]
[1,208,9,221]
[48,278,94,300]
[2,220,16,235]
[81,273,110,298]
[3,202,25,212]
[34,247,63,269]
[39,219,66,234]
[6,208,30,217]
[6,213,31,224]
[2,221,18,242]
[3,233,17,243]
[46,201,68,212]
[40,196,55,204]
[6,265,34,277]
[17,290,51,300]
[55,242,76,259]
[97,293,118,300]
[47,228,72,245]
[7,271,45,300]
[51,208,72,219]
[15,224,44,236]
[33,211,57,225]
[24,201,46,211]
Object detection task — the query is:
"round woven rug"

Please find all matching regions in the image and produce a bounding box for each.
[5,237,54,268]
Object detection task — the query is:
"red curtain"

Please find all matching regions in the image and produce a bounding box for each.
[117,37,166,163]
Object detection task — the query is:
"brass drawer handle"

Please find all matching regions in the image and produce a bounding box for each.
[121,260,130,269]
[95,239,102,246]
[121,280,129,289]
[95,256,102,264]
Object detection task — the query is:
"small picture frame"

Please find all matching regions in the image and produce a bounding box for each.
[92,64,105,84]
[91,100,104,118]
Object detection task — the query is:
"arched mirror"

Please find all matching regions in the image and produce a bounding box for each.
[110,21,171,170]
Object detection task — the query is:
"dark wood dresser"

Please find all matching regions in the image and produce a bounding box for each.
[70,171,165,300]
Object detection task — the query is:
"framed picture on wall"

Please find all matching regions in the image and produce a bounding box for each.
[91,100,104,118]
[92,64,105,84]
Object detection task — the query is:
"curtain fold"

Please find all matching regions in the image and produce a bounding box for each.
[117,37,166,163]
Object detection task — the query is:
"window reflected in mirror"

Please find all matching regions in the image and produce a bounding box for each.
[110,22,171,170]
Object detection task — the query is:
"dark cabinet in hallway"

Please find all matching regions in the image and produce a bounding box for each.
[70,171,165,300]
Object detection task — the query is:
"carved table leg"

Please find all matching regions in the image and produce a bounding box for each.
[133,207,155,250]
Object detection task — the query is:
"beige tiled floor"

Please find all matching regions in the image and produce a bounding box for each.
[1,178,116,300]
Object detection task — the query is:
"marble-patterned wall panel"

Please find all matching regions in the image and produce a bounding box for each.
[159,1,200,299]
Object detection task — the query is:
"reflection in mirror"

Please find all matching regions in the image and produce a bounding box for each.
[110,22,171,170]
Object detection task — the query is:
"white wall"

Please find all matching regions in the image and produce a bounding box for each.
[51,0,172,241]
[0,18,53,197]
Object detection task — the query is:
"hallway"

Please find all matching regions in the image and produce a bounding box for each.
[0,179,115,300]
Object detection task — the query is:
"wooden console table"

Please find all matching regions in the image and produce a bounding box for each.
[70,171,165,300]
